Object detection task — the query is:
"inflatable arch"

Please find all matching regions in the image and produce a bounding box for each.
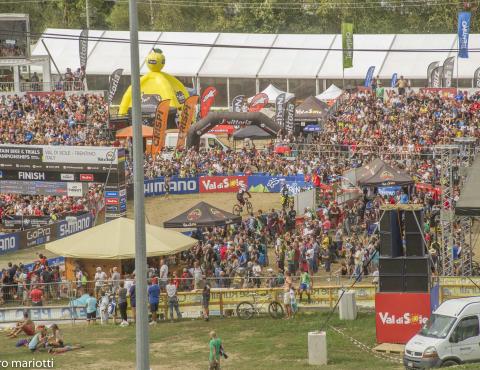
[186,112,281,149]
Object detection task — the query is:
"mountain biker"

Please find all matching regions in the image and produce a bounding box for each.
[236,184,251,208]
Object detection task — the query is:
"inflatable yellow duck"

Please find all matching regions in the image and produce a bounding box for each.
[118,48,189,115]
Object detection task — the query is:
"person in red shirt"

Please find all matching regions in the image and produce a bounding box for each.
[29,286,43,306]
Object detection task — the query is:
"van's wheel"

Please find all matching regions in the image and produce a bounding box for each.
[441,359,459,367]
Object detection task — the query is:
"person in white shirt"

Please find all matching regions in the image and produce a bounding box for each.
[166,279,182,322]
[159,259,169,291]
[94,267,107,298]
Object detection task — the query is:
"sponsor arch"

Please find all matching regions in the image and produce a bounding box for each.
[186,112,281,149]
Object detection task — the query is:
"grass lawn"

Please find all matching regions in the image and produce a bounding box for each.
[2,311,480,369]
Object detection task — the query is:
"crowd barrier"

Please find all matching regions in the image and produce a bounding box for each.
[1,277,480,323]
[0,213,94,255]
[142,174,310,197]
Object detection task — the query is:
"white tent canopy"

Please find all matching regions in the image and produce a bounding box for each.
[31,29,480,79]
[316,84,343,101]
[248,84,294,103]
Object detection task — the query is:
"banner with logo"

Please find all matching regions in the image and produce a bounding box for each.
[390,73,398,88]
[247,175,305,193]
[426,61,439,87]
[152,99,170,153]
[79,29,88,71]
[176,95,199,151]
[442,57,455,88]
[144,176,199,197]
[474,66,480,88]
[107,68,123,105]
[430,66,443,88]
[199,176,247,193]
[458,11,471,59]
[200,86,217,118]
[285,97,296,134]
[341,22,354,69]
[364,66,375,87]
[231,95,247,113]
[275,93,287,128]
[2,215,56,230]
[248,93,269,112]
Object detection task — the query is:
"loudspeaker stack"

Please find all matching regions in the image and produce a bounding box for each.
[378,207,430,293]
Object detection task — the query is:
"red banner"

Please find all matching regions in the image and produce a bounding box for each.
[152,99,170,153]
[199,176,247,193]
[375,292,432,344]
[248,93,269,112]
[177,95,199,151]
[200,86,217,118]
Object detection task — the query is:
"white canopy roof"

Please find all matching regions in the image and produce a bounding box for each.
[316,84,343,101]
[249,84,294,103]
[31,29,480,80]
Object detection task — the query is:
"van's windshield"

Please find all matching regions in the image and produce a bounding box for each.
[419,314,456,339]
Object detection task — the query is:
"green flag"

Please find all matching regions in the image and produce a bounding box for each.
[342,22,354,69]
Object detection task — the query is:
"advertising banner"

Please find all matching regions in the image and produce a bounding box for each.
[285,97,296,134]
[0,233,19,254]
[152,99,170,153]
[442,57,455,88]
[364,66,375,87]
[199,176,247,193]
[200,86,217,118]
[56,213,93,239]
[0,180,69,196]
[275,93,287,129]
[144,176,198,197]
[458,11,471,59]
[375,292,432,344]
[1,215,54,230]
[0,306,88,323]
[231,95,247,113]
[426,61,440,87]
[342,22,354,69]
[107,68,123,105]
[430,66,443,88]
[474,66,480,88]
[79,29,88,71]
[176,95,199,151]
[248,93,269,112]
[19,224,56,249]
[247,175,305,193]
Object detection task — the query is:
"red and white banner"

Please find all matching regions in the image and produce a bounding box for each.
[248,93,269,112]
[199,176,247,193]
[200,86,217,118]
[375,292,432,344]
[105,198,119,205]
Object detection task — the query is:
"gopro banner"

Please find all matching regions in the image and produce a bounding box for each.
[427,61,439,87]
[342,22,354,69]
[458,11,471,59]
[364,66,375,87]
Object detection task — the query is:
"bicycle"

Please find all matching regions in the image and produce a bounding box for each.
[236,292,284,320]
[232,199,253,216]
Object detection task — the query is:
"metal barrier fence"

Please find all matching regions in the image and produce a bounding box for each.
[1,275,479,310]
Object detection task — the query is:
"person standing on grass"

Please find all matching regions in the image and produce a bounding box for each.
[85,291,97,325]
[166,278,182,322]
[148,277,160,325]
[202,283,211,321]
[283,271,293,319]
[118,281,129,326]
[299,269,312,304]
[29,285,44,307]
[94,267,107,298]
[129,276,136,323]
[159,259,169,292]
[209,330,222,370]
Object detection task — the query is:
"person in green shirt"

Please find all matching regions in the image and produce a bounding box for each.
[209,330,222,370]
[299,270,312,304]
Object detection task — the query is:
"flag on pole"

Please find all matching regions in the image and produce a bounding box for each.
[442,57,455,88]
[458,11,471,59]
[390,73,398,88]
[79,29,88,70]
[152,100,170,153]
[427,62,440,87]
[474,66,480,88]
[176,95,199,151]
[342,22,354,69]
[107,68,123,105]
[364,66,375,87]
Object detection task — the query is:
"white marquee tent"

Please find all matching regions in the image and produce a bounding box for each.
[248,84,294,103]
[31,29,480,80]
[316,84,343,101]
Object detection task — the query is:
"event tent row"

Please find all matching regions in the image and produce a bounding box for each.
[32,29,480,80]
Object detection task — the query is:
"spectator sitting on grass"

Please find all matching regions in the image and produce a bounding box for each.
[28,325,47,352]
[6,311,35,338]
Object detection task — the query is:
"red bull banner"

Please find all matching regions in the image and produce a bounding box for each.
[199,176,247,193]
[152,99,170,153]
[200,86,217,118]
[176,95,199,151]
[248,93,269,112]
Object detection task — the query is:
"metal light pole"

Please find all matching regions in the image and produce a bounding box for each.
[129,0,149,369]
[85,0,90,28]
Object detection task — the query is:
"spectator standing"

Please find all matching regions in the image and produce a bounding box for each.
[148,277,160,325]
[159,259,168,291]
[111,267,121,293]
[129,277,136,323]
[94,267,107,298]
[202,283,211,321]
[166,278,182,322]
[85,291,97,325]
[29,285,43,306]
[118,281,129,326]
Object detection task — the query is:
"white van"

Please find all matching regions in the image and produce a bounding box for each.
[164,131,229,151]
[404,297,480,368]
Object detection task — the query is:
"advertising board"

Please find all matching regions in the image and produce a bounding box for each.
[199,176,247,193]
[247,175,305,193]
[144,176,199,197]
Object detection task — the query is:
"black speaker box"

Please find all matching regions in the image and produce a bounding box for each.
[379,276,404,292]
[405,233,425,256]
[404,257,429,275]
[405,210,424,233]
[379,257,404,275]
[404,275,429,292]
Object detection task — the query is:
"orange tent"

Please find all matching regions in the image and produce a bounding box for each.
[115,125,153,138]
